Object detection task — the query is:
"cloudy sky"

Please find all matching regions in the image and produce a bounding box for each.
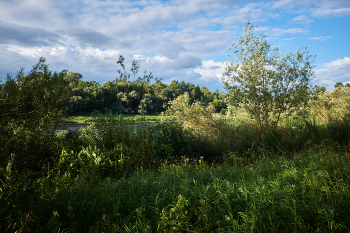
[0,0,349,92]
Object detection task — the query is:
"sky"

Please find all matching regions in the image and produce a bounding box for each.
[0,0,349,92]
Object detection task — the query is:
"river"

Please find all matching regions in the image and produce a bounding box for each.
[56,122,157,134]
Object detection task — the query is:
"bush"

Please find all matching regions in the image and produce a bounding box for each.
[0,126,59,173]
[327,113,350,145]
[81,110,131,151]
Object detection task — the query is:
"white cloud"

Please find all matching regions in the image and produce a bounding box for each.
[281,37,296,41]
[273,0,297,9]
[311,7,350,18]
[71,47,120,59]
[290,15,314,24]
[193,60,225,82]
[7,45,68,57]
[272,0,350,11]
[314,57,350,90]
[309,36,333,41]
[256,26,308,38]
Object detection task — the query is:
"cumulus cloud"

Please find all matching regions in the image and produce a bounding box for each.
[134,54,202,70]
[273,0,297,9]
[193,60,225,82]
[314,57,350,90]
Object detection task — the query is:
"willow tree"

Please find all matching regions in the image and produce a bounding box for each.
[222,20,315,137]
[0,57,80,172]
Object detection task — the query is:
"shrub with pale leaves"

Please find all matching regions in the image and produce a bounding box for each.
[310,86,350,124]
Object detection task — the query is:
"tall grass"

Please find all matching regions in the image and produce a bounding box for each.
[2,147,350,232]
[2,98,350,232]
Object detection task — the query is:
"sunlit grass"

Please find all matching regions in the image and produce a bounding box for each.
[25,148,350,232]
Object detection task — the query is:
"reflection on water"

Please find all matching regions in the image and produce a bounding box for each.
[56,123,156,134]
[56,124,89,134]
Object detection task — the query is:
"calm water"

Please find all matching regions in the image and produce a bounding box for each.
[56,123,155,134]
[56,124,88,134]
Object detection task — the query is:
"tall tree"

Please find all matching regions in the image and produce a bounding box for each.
[222,20,315,137]
[0,57,78,172]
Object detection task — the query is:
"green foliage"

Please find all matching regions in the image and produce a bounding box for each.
[163,92,260,160]
[0,57,74,128]
[2,148,350,232]
[157,194,193,232]
[222,20,315,137]
[334,82,344,88]
[0,126,59,172]
[55,145,132,181]
[81,110,130,151]
[310,85,350,124]
[327,113,350,145]
[0,57,76,172]
[3,52,350,233]
[68,57,228,115]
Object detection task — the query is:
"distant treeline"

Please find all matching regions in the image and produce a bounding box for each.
[66,55,227,115]
[67,75,347,116]
[68,75,227,115]
[64,53,348,116]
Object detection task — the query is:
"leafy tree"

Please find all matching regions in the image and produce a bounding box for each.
[313,85,327,94]
[0,57,77,172]
[115,55,161,114]
[334,82,344,88]
[200,86,213,104]
[222,20,315,137]
[0,57,75,128]
[310,85,350,123]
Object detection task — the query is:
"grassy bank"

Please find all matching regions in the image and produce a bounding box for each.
[60,112,175,124]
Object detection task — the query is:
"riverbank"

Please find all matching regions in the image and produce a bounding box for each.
[60,112,175,124]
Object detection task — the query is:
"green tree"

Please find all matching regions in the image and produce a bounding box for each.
[222,20,315,137]
[0,57,74,128]
[313,85,327,94]
[334,82,344,88]
[0,57,76,172]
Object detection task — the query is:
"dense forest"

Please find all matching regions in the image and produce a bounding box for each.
[67,54,228,115]
[67,71,227,115]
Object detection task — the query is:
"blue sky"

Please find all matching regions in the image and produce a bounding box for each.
[0,0,349,92]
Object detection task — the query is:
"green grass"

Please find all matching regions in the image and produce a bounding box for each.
[3,147,350,232]
[60,112,175,124]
